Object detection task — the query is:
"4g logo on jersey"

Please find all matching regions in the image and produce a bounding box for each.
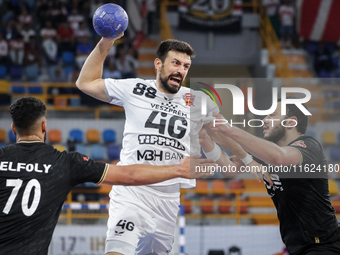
[115,220,135,236]
[145,111,187,139]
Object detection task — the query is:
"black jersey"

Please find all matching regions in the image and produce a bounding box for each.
[262,136,340,255]
[0,141,108,255]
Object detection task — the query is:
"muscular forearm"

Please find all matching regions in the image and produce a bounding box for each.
[223,126,288,166]
[103,164,183,186]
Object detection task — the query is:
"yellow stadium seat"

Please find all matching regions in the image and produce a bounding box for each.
[53,144,66,152]
[242,179,267,193]
[322,130,336,145]
[329,179,338,195]
[86,129,100,143]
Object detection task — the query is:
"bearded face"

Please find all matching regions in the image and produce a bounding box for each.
[158,65,183,94]
[264,121,286,143]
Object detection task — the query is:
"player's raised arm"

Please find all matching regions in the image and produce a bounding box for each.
[75,35,123,103]
[102,156,215,185]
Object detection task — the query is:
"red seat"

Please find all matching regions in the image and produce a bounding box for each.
[201,196,214,214]
[217,197,231,213]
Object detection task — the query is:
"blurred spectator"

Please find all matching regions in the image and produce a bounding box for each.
[78,0,91,27]
[3,19,20,41]
[57,20,75,52]
[50,66,66,82]
[36,0,52,28]
[146,0,157,35]
[68,8,84,31]
[75,36,93,68]
[40,21,57,40]
[11,0,31,14]
[40,21,58,65]
[18,9,33,26]
[9,35,25,65]
[115,47,139,79]
[20,23,36,44]
[262,0,280,37]
[314,42,333,76]
[74,21,91,42]
[89,0,103,18]
[279,0,295,49]
[67,66,80,82]
[0,33,9,66]
[24,36,41,67]
[103,62,122,79]
[0,0,14,24]
[50,0,68,26]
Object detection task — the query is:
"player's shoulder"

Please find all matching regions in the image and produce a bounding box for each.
[179,87,208,98]
[289,135,322,150]
[106,77,154,86]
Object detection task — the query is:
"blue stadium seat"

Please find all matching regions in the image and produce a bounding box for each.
[319,70,332,78]
[62,51,75,65]
[69,98,81,107]
[76,144,87,155]
[69,129,83,143]
[330,146,340,161]
[8,130,16,143]
[9,65,23,81]
[0,65,7,78]
[107,144,121,160]
[103,129,116,143]
[64,66,74,77]
[335,71,340,78]
[332,57,339,69]
[90,144,106,160]
[306,42,318,54]
[12,86,25,93]
[28,86,43,94]
[324,43,335,54]
[333,102,340,109]
[25,64,39,81]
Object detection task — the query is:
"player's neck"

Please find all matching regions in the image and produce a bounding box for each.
[277,130,302,147]
[17,134,43,143]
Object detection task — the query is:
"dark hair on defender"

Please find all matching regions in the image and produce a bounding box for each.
[278,97,309,134]
[9,97,46,133]
[156,39,196,63]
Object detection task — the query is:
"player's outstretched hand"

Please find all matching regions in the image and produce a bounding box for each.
[99,32,124,47]
[179,155,216,179]
[209,112,232,136]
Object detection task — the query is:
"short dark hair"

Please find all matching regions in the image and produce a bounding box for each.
[9,97,46,133]
[279,97,309,134]
[156,39,195,63]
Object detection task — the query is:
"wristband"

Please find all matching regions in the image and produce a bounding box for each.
[241,153,253,165]
[203,142,222,161]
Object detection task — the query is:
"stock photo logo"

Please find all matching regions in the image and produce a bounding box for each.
[196,82,223,106]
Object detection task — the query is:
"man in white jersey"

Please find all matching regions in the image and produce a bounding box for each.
[76,34,248,254]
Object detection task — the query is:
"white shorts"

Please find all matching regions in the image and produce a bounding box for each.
[105,186,180,255]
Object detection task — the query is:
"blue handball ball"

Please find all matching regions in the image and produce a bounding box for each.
[92,4,129,39]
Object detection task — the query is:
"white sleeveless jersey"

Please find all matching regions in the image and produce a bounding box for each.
[104,78,219,188]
